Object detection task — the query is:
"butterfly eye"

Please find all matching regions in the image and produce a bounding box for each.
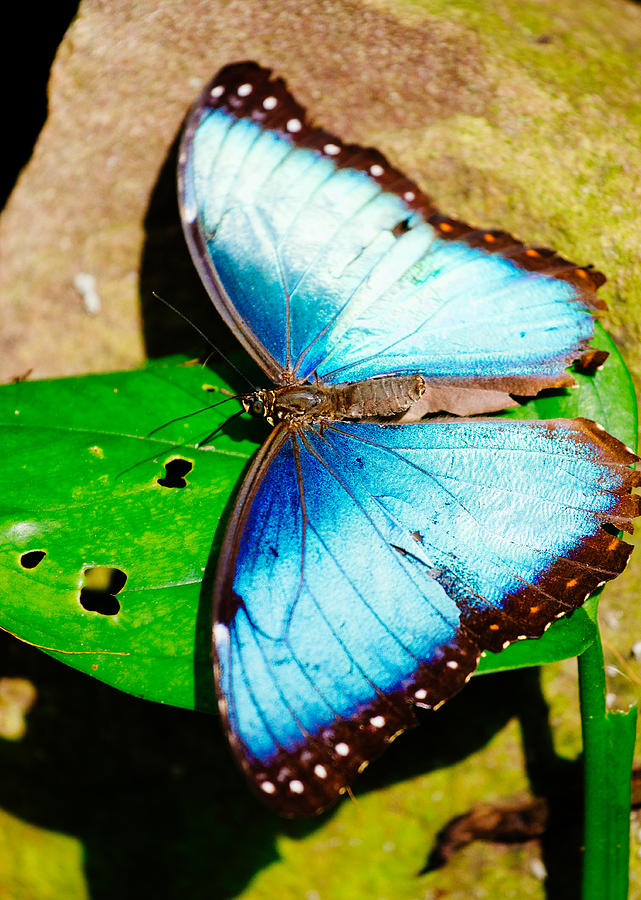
[251,399,265,416]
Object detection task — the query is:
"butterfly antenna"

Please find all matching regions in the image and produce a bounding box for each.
[116,399,246,480]
[152,291,256,389]
[145,395,240,438]
[116,416,231,480]
[196,408,246,448]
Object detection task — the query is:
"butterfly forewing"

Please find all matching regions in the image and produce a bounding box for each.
[178,61,604,395]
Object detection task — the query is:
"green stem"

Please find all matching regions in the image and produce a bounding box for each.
[578,634,637,900]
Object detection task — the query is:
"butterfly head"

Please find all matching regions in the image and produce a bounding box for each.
[241,390,275,423]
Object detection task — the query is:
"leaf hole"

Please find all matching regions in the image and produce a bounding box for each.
[79,566,126,616]
[157,457,193,488]
[20,550,47,569]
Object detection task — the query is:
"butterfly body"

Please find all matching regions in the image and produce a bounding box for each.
[242,373,426,424]
[178,61,640,816]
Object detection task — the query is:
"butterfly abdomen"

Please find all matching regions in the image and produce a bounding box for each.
[326,375,425,419]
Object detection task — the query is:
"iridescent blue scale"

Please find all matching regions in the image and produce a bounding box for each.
[178,62,639,815]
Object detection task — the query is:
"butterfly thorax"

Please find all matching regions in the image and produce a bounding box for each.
[242,375,425,425]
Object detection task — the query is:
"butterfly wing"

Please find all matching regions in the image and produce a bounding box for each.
[178,61,604,395]
[213,417,639,815]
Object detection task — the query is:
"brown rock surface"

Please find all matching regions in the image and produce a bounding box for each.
[0,0,490,380]
[5,0,639,383]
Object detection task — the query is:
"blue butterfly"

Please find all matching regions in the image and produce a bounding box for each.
[177,62,640,815]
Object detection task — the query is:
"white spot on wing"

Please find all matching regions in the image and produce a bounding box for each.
[287,118,302,133]
[213,623,230,651]
[324,143,340,156]
[210,85,224,99]
[237,82,253,97]
[369,163,384,177]
[335,742,349,757]
[263,96,277,110]
[369,715,385,728]
[414,688,427,700]
[403,190,415,201]
[314,764,327,778]
[260,781,276,794]
[446,660,459,669]
[182,198,197,224]
[289,779,304,793]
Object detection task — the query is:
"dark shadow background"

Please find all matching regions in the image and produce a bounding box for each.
[138,131,264,381]
[0,2,81,211]
[1,9,587,899]
[0,629,583,899]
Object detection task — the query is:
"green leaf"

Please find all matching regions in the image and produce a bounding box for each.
[0,324,637,709]
[578,635,638,900]
[0,357,259,712]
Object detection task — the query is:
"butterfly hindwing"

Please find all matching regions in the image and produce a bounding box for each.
[178,62,605,398]
[213,417,639,814]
